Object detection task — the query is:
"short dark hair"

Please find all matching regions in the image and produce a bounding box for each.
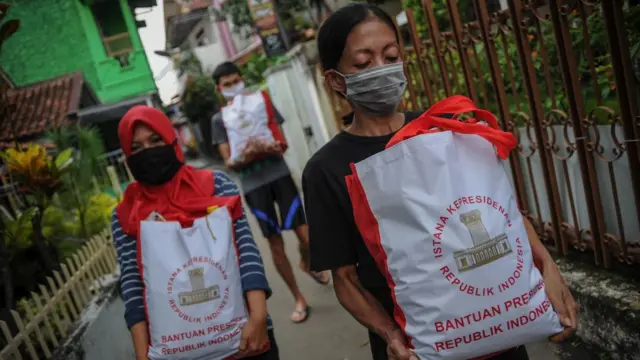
[212,61,241,85]
[317,3,398,72]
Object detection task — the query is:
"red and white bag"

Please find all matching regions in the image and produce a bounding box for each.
[139,207,248,360]
[346,96,564,359]
[221,90,287,164]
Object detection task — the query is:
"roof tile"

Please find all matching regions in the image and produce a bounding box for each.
[0,72,84,142]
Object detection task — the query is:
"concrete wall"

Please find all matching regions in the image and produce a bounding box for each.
[188,17,229,73]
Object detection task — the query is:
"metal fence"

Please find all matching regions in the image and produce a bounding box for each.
[328,0,640,269]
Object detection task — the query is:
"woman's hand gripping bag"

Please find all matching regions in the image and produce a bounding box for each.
[221,90,287,164]
[345,96,564,359]
[139,204,249,360]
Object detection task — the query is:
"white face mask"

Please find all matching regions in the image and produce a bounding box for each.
[221,81,245,100]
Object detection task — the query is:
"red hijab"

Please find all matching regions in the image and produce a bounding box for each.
[116,105,240,238]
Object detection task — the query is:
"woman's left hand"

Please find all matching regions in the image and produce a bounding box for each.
[543,260,579,342]
[237,316,269,357]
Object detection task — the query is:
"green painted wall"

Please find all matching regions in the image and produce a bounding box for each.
[0,0,99,89]
[0,0,156,104]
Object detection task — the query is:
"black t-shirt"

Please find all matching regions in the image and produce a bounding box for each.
[302,111,423,315]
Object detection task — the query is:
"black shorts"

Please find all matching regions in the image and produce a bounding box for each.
[244,175,306,238]
[368,332,529,360]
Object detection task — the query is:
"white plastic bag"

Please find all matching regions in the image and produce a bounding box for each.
[346,96,564,359]
[139,207,248,360]
[221,91,285,163]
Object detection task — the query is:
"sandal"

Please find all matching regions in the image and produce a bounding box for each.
[299,262,331,285]
[291,306,310,324]
[309,271,331,285]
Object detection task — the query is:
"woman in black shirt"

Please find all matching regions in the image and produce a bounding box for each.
[302,3,578,360]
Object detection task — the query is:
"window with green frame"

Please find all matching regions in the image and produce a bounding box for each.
[91,1,134,60]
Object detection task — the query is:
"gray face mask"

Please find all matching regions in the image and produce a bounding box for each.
[336,62,407,115]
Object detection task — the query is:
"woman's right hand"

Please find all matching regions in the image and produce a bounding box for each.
[386,329,418,360]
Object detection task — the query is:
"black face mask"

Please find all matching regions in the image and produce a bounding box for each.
[126,144,183,186]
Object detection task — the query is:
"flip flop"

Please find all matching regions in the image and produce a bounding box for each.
[309,271,331,285]
[299,262,331,286]
[291,306,310,324]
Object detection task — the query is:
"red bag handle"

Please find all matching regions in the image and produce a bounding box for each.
[386,95,517,159]
[261,90,288,151]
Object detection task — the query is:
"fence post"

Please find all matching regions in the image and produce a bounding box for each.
[68,257,90,306]
[398,43,419,111]
[81,246,102,293]
[107,165,123,200]
[53,270,79,320]
[601,0,640,226]
[472,0,530,214]
[89,239,109,277]
[422,0,452,96]
[125,162,134,183]
[46,277,72,328]
[445,0,479,102]
[61,262,84,312]
[506,0,567,254]
[30,292,59,347]
[10,310,39,360]
[547,0,608,266]
[38,284,67,337]
[22,304,52,359]
[0,227,121,359]
[0,320,21,360]
[406,9,435,107]
[73,253,92,299]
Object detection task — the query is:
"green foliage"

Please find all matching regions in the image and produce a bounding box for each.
[47,126,107,238]
[401,0,478,38]
[241,53,289,87]
[214,0,254,38]
[16,296,67,337]
[177,50,204,78]
[242,54,271,87]
[41,205,79,241]
[215,0,308,39]
[1,208,37,255]
[40,193,116,250]
[181,74,221,123]
[401,3,640,126]
[83,193,117,236]
[273,0,309,32]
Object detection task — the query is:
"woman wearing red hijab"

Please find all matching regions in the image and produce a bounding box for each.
[112,105,279,360]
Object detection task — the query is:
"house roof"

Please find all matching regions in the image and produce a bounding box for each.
[0,72,97,142]
[78,93,154,124]
[166,7,208,48]
[0,68,15,90]
[129,0,158,8]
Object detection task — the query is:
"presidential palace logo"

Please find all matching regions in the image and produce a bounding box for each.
[178,267,221,306]
[433,196,526,297]
[167,257,230,324]
[454,209,513,273]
